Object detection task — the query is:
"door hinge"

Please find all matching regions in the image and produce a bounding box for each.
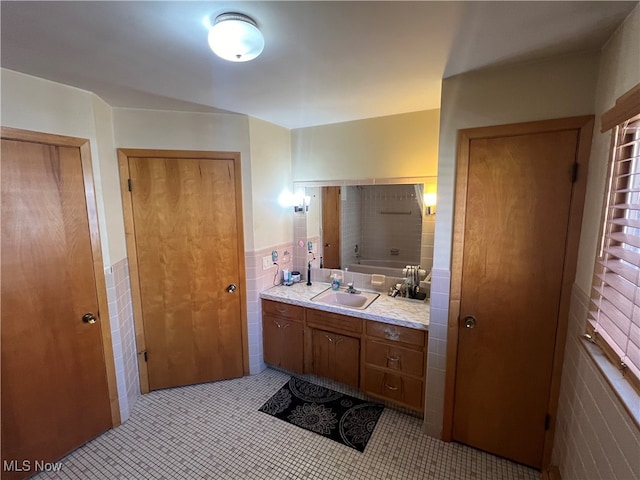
[571,163,579,183]
[128,178,132,192]
[544,413,551,431]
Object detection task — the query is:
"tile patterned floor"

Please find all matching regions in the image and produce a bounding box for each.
[33,368,540,480]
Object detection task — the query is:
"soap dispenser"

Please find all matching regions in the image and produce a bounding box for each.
[331,274,341,291]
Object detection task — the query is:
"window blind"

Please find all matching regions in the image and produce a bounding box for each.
[588,112,640,392]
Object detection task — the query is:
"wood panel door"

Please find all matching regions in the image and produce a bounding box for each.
[449,118,592,469]
[119,150,247,392]
[1,131,114,480]
[322,186,341,269]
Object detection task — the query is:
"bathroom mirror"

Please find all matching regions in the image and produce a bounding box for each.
[294,177,436,280]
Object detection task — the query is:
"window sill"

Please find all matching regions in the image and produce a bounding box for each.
[580,337,640,429]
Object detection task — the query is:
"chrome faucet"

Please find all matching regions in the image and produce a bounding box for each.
[345,282,360,294]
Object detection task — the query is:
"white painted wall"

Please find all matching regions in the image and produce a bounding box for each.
[427,51,600,439]
[248,117,292,251]
[291,109,440,182]
[91,95,125,263]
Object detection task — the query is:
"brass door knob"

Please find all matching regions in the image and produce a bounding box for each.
[463,315,477,329]
[82,313,97,324]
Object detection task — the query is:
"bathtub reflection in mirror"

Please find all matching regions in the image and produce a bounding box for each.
[295,178,436,282]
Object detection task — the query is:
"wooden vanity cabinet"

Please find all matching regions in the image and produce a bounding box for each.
[306,309,362,388]
[262,300,304,374]
[262,298,428,413]
[362,321,428,412]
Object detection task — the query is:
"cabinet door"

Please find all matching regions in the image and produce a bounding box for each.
[263,314,283,367]
[280,320,304,373]
[311,329,360,388]
[263,314,303,373]
[312,329,334,380]
[333,334,360,388]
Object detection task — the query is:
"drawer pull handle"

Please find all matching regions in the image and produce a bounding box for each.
[272,320,282,329]
[386,355,400,362]
[383,327,400,341]
[325,334,334,343]
[384,383,399,391]
[276,306,287,313]
[282,323,290,330]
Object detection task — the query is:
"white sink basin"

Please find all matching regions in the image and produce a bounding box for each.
[311,288,380,310]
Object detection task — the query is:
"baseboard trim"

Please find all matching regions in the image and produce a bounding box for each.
[542,466,562,480]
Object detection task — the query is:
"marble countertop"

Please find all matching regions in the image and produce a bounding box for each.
[260,282,429,331]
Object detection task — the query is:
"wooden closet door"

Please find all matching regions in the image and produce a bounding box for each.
[1,137,112,480]
[126,154,246,391]
[453,127,582,468]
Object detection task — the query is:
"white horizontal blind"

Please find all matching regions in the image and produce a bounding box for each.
[589,113,640,391]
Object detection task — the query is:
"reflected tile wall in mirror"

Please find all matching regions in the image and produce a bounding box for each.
[294,178,436,287]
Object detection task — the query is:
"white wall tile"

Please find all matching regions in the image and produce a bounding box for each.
[552,286,640,480]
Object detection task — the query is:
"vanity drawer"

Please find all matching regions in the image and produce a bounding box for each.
[306,309,362,334]
[366,321,426,347]
[262,299,304,321]
[365,339,425,377]
[363,367,423,411]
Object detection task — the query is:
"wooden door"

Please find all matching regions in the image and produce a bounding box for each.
[120,151,247,391]
[450,119,592,468]
[322,186,341,269]
[1,132,113,479]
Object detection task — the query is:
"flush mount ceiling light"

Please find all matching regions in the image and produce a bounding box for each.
[208,12,264,62]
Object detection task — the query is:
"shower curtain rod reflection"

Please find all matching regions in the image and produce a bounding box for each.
[379,210,412,215]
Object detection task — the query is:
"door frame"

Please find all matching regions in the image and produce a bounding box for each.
[1,126,121,427]
[442,116,594,468]
[117,148,249,394]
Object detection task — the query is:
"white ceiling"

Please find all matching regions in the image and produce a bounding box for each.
[1,1,636,129]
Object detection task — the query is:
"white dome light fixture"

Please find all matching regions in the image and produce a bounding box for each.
[208,12,264,62]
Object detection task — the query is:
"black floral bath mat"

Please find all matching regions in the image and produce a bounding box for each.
[258,377,384,452]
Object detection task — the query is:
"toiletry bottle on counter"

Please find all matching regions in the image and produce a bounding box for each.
[331,274,341,291]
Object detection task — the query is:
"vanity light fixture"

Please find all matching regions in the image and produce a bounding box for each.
[208,12,264,62]
[424,192,437,215]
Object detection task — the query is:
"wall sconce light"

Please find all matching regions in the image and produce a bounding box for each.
[294,195,311,213]
[424,192,437,215]
[278,190,294,208]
